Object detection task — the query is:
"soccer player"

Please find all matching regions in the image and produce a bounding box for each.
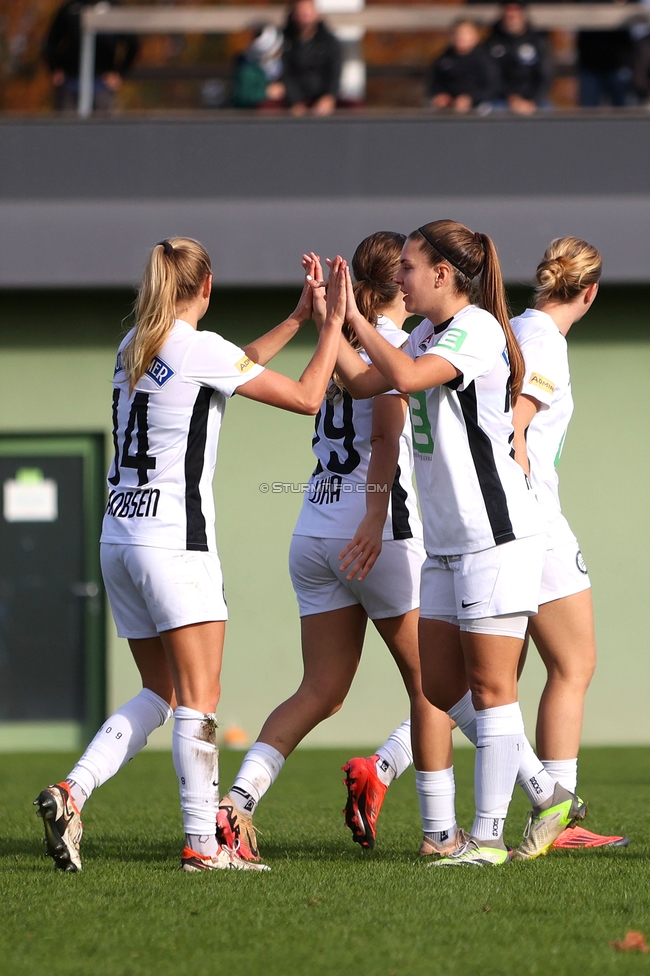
[34,237,347,873]
[511,237,628,853]
[216,232,457,862]
[332,220,586,866]
[345,236,628,855]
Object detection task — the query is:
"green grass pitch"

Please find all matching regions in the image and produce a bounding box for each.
[3,747,650,976]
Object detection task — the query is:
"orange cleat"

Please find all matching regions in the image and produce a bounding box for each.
[342,755,388,850]
[552,825,630,849]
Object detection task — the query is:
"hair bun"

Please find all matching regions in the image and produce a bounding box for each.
[535,237,602,304]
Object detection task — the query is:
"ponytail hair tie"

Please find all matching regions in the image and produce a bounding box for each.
[357,276,375,285]
[157,240,174,257]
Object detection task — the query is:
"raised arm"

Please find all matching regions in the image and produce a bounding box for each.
[236,258,346,415]
[512,393,539,476]
[242,259,316,366]
[338,393,407,581]
[343,267,459,394]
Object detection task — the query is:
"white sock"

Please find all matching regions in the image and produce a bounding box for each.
[448,690,478,745]
[230,741,285,815]
[472,703,525,845]
[416,767,457,840]
[66,689,173,809]
[541,758,578,794]
[173,706,219,857]
[516,738,558,807]
[376,720,413,785]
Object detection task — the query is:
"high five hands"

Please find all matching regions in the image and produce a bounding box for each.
[301,254,369,336]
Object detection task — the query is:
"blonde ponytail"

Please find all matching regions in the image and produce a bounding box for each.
[122,237,212,391]
[409,219,525,403]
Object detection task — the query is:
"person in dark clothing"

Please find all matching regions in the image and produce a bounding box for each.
[631,15,650,105]
[282,0,342,116]
[44,0,139,112]
[486,1,552,114]
[577,0,634,107]
[428,20,498,112]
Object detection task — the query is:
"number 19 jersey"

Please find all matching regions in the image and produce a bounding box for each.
[293,317,422,542]
[101,319,264,552]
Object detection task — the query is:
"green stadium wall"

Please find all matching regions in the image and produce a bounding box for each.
[0,286,647,749]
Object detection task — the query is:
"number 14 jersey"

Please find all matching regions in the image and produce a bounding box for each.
[101,319,264,552]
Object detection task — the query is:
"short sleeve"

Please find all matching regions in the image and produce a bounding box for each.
[518,329,559,409]
[403,319,434,361]
[359,323,411,396]
[425,313,504,389]
[183,331,264,397]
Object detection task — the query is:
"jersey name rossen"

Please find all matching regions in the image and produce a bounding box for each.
[529,373,555,395]
[106,487,160,519]
[235,355,254,373]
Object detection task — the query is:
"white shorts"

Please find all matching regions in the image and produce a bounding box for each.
[100,543,228,639]
[420,534,546,621]
[539,538,591,605]
[289,534,424,620]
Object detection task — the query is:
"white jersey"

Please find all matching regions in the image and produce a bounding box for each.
[511,307,576,548]
[101,319,264,552]
[293,316,422,542]
[404,304,543,556]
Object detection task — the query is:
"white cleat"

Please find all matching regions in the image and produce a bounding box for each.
[180,844,270,872]
[34,782,83,873]
[420,827,470,858]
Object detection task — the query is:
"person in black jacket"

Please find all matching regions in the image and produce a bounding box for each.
[577,0,634,106]
[486,1,552,114]
[428,20,498,112]
[44,0,139,112]
[282,0,342,116]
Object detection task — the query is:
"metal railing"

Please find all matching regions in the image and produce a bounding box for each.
[79,3,650,116]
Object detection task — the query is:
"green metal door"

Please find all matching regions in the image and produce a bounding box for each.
[0,434,105,750]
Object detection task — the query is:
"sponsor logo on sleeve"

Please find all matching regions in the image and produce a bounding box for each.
[529,373,555,395]
[145,356,175,387]
[114,352,124,375]
[576,550,588,574]
[435,328,467,353]
[235,355,254,373]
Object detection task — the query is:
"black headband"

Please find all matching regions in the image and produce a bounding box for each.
[417,226,479,280]
[157,240,174,257]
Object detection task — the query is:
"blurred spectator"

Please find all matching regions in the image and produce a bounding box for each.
[282,0,342,116]
[631,12,650,104]
[577,0,634,106]
[231,24,285,109]
[44,0,139,112]
[486,1,552,114]
[428,20,498,113]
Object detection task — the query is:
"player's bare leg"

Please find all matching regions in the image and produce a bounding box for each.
[35,637,175,872]
[219,606,367,859]
[342,611,456,852]
[528,591,628,849]
[157,621,269,871]
[531,591,596,761]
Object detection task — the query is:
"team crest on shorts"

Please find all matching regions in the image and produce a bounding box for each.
[576,550,588,574]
